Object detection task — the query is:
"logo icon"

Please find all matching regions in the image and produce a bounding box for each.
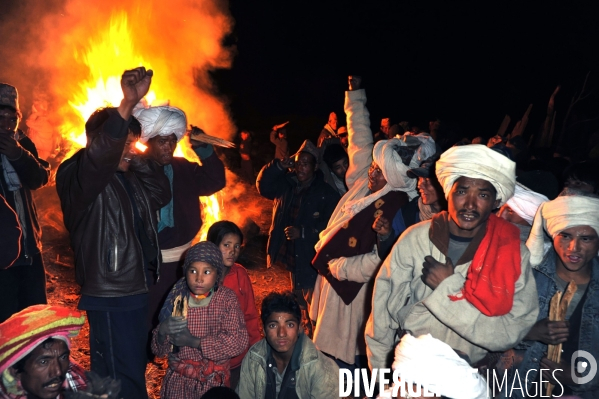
[571,350,597,385]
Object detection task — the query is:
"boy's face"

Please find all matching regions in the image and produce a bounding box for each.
[264,312,300,357]
[186,261,218,296]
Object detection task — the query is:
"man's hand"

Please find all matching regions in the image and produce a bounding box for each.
[524,319,569,345]
[348,75,362,91]
[422,256,454,290]
[0,134,22,160]
[118,67,153,120]
[540,357,576,387]
[272,121,289,131]
[372,215,391,237]
[284,226,300,240]
[279,157,294,169]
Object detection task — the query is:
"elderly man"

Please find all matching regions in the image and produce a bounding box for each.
[498,182,548,243]
[0,83,50,323]
[499,193,599,399]
[317,112,338,147]
[309,76,436,376]
[56,67,170,399]
[0,305,87,399]
[133,104,226,330]
[366,144,540,370]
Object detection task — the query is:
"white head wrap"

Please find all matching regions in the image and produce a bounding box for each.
[526,194,599,266]
[506,183,549,225]
[133,105,187,144]
[377,334,488,399]
[436,144,516,206]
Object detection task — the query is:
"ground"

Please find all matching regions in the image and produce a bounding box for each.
[35,168,289,398]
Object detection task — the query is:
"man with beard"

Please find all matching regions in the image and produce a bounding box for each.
[0,305,87,399]
[317,112,338,147]
[56,67,171,399]
[133,105,226,332]
[366,144,539,370]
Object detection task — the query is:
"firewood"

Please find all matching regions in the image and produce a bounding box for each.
[188,125,236,148]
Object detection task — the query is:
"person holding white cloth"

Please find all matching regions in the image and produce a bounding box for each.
[498,182,549,243]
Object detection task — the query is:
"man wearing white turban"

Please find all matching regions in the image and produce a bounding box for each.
[133,105,226,334]
[498,182,549,242]
[367,144,539,371]
[500,192,599,399]
[309,76,435,380]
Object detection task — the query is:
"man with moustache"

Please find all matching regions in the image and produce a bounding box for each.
[132,105,225,331]
[56,67,171,399]
[317,112,338,147]
[366,144,540,369]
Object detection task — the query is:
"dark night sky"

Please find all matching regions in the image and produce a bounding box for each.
[216,1,599,150]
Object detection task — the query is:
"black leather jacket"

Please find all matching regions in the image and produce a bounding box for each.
[56,108,171,297]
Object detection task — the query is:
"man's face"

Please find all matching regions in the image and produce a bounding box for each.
[447,176,500,238]
[146,133,178,166]
[117,132,138,172]
[328,113,338,130]
[264,312,300,357]
[380,119,390,134]
[554,225,599,274]
[498,204,529,226]
[331,157,349,180]
[418,177,439,206]
[368,162,387,193]
[0,107,19,134]
[240,131,249,141]
[295,152,317,183]
[339,134,348,148]
[13,340,70,399]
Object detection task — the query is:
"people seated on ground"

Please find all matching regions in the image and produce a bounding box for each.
[0,194,20,269]
[270,121,289,160]
[336,126,348,149]
[562,160,599,195]
[366,144,539,370]
[310,76,436,381]
[134,104,226,336]
[152,241,248,398]
[377,334,488,399]
[498,191,599,399]
[0,305,87,399]
[207,221,261,389]
[257,140,340,336]
[317,112,338,147]
[321,141,349,196]
[236,292,339,399]
[497,182,548,243]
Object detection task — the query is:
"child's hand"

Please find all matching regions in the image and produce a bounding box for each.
[169,327,200,349]
[159,316,187,336]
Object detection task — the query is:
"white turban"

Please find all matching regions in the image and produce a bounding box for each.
[436,144,516,207]
[133,105,187,144]
[526,194,599,266]
[378,334,488,399]
[506,183,549,225]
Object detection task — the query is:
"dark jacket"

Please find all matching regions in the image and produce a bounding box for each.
[0,132,50,266]
[0,194,20,269]
[158,154,225,250]
[256,160,340,289]
[56,108,171,297]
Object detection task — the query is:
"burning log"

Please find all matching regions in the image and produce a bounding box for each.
[545,281,577,397]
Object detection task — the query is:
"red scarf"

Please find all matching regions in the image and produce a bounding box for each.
[448,214,522,316]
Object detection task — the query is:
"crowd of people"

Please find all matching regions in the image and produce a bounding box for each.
[0,68,598,399]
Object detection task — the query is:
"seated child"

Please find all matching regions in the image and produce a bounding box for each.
[207,221,262,388]
[152,241,249,398]
[236,291,339,399]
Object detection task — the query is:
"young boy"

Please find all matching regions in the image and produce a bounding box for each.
[236,292,339,399]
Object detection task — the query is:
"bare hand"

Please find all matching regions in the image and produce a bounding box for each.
[372,215,391,236]
[348,75,362,91]
[284,226,300,240]
[524,319,569,345]
[540,357,576,387]
[280,157,294,169]
[0,134,22,159]
[487,135,503,148]
[118,66,153,120]
[422,256,454,290]
[272,121,290,131]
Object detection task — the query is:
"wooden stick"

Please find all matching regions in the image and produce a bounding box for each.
[497,115,511,137]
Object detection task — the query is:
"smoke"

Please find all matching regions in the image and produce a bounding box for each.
[0,0,236,142]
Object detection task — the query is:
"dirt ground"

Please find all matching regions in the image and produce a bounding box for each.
[35,169,289,398]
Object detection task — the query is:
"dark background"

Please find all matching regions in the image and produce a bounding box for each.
[216,1,599,154]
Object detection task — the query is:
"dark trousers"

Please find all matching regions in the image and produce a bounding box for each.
[87,307,149,399]
[0,253,46,322]
[147,261,181,329]
[240,159,254,184]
